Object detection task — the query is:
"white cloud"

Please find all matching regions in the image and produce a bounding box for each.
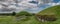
[18,0,38,8]
[0,5,3,8]
[47,1,60,6]
[56,1,60,5]
[26,0,60,13]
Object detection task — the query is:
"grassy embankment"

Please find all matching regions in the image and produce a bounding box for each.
[37,5,60,24]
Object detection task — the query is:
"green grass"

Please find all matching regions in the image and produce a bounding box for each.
[0,16,41,24]
[0,16,51,24]
[16,16,40,24]
[0,16,15,24]
[38,5,60,15]
[0,16,58,24]
[37,5,60,24]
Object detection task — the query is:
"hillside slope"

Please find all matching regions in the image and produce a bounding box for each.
[38,5,60,15]
[37,5,60,24]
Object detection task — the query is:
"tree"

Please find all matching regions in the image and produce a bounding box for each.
[12,12,16,16]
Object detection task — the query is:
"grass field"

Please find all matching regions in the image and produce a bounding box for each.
[0,16,41,24]
[0,5,60,24]
[0,16,15,24]
[0,16,59,24]
[0,16,56,24]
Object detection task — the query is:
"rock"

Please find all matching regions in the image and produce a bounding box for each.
[36,15,57,22]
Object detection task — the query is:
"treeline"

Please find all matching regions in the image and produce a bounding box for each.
[0,12,16,16]
[0,11,35,16]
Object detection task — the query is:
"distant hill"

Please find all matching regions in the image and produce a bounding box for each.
[38,5,60,15]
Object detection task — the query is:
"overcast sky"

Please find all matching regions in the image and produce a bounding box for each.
[0,0,60,13]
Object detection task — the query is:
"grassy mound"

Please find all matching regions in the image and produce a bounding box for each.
[38,5,60,15]
[36,5,60,24]
[16,11,33,17]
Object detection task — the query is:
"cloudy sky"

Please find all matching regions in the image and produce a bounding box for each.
[0,0,60,13]
[25,0,60,13]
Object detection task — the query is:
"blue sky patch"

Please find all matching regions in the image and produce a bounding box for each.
[53,0,60,3]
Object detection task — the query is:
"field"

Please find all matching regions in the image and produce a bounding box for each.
[0,16,40,24]
[0,5,60,24]
[0,16,55,24]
